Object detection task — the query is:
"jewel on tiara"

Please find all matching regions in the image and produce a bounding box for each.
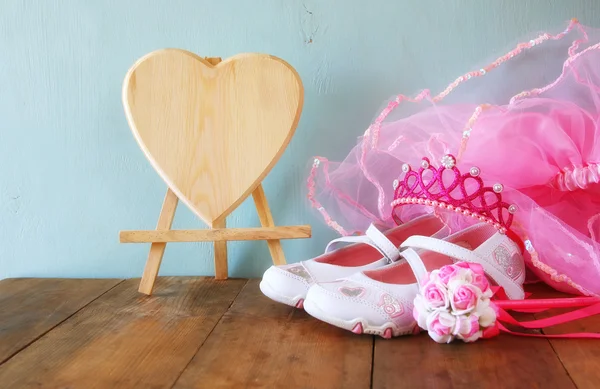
[391,154,517,236]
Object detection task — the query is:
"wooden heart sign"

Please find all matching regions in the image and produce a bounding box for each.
[122,49,303,225]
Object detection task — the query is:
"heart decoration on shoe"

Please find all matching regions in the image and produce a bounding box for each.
[123,49,303,224]
[339,287,366,298]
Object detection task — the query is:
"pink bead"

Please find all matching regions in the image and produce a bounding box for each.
[446,205,454,211]
[431,201,438,207]
[455,207,462,213]
[424,200,432,206]
[462,210,470,216]
[479,216,486,222]
[418,199,424,204]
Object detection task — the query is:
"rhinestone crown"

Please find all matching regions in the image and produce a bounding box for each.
[391,154,517,235]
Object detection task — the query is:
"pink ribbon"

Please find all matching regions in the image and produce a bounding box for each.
[481,287,600,340]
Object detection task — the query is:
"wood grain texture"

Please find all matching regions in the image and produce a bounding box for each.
[372,312,575,389]
[212,218,228,280]
[529,284,600,389]
[173,280,372,389]
[0,278,121,365]
[121,225,312,243]
[0,277,246,389]
[138,188,179,295]
[252,184,287,265]
[123,49,304,225]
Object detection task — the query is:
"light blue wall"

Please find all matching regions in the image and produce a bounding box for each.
[0,1,597,279]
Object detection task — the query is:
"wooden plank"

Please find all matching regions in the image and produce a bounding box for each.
[211,218,228,280]
[0,278,121,365]
[120,225,312,243]
[138,187,179,295]
[0,277,246,388]
[530,283,600,389]
[373,305,575,388]
[173,280,372,389]
[252,184,287,266]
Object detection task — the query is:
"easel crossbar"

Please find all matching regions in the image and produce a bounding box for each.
[120,225,311,243]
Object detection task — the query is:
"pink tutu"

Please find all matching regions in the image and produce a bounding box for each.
[307,19,600,296]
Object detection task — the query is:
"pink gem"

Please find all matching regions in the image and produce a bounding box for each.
[352,323,364,334]
[383,328,393,339]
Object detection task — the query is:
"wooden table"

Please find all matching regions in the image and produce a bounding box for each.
[0,277,598,388]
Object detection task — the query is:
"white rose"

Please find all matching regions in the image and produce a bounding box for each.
[474,299,497,327]
[412,294,430,330]
[426,310,457,344]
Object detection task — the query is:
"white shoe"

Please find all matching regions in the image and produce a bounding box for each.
[303,223,526,338]
[259,214,449,308]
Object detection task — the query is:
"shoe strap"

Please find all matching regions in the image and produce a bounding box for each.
[364,224,402,262]
[400,235,522,299]
[324,224,401,263]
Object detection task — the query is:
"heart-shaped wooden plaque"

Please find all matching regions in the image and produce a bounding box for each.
[123,49,303,225]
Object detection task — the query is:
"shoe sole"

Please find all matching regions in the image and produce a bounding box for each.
[303,298,420,339]
[259,279,306,309]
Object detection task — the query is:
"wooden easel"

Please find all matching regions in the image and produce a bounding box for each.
[120,51,311,295]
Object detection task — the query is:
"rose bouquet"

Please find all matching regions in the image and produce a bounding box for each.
[413,262,498,343]
[413,261,600,343]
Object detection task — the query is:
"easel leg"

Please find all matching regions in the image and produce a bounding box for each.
[212,218,228,280]
[252,184,287,266]
[138,188,179,295]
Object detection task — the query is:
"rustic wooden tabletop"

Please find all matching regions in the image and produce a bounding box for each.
[0,277,598,388]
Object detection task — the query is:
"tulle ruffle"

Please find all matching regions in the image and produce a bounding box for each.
[307,19,600,296]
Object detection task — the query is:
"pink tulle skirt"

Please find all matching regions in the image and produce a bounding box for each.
[307,19,600,296]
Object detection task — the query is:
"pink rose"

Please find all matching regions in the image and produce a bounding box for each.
[426,311,456,343]
[472,272,491,296]
[422,281,449,310]
[455,262,484,274]
[436,265,459,284]
[449,284,479,315]
[455,314,482,342]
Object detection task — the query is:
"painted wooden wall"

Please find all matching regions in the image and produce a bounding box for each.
[0,1,597,279]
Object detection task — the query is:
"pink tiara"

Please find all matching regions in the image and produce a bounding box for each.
[390,154,517,236]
